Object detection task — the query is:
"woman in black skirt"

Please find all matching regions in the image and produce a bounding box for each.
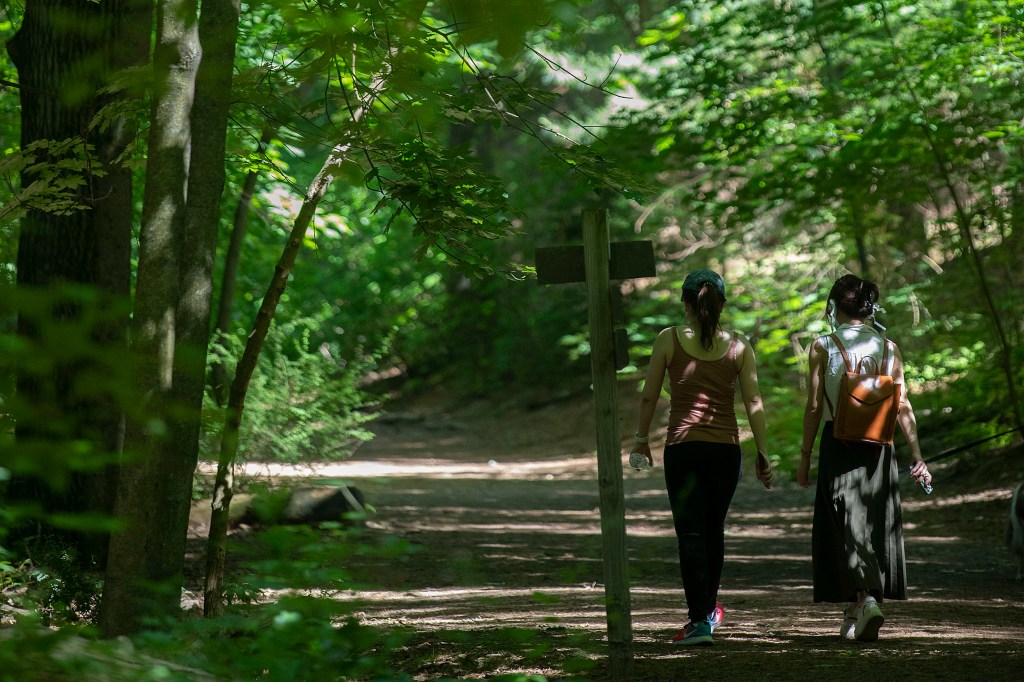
[796,274,932,642]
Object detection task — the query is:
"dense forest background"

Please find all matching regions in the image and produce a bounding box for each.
[1,0,1022,680]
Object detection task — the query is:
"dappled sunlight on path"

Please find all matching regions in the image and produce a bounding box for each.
[255,429,1024,680]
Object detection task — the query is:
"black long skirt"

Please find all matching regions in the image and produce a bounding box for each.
[812,422,908,603]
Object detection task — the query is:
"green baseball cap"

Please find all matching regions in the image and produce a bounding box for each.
[682,269,726,298]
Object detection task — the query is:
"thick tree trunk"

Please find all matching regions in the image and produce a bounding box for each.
[100,0,201,637]
[6,0,148,567]
[170,0,242,599]
[101,0,242,636]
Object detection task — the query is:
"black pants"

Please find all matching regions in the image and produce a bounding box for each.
[663,440,742,623]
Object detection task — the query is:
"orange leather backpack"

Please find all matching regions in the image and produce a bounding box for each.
[824,333,901,446]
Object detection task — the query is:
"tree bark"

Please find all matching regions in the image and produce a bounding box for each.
[170,0,243,604]
[6,0,149,567]
[100,0,201,637]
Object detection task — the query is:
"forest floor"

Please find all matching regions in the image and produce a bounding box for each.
[208,380,1024,681]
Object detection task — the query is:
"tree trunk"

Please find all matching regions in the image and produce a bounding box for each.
[169,0,243,602]
[204,134,355,614]
[100,0,201,637]
[210,128,273,405]
[203,181,329,616]
[203,0,431,615]
[876,2,1023,431]
[6,0,148,567]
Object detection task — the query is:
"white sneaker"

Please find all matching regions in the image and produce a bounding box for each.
[853,596,884,642]
[840,607,857,639]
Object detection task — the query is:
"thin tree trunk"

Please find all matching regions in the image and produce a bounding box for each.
[909,101,1023,434]
[211,128,273,405]
[203,167,332,617]
[210,75,320,404]
[852,214,870,278]
[203,0,430,615]
[100,0,201,637]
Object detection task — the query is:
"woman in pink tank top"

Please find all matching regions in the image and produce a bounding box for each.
[632,268,773,646]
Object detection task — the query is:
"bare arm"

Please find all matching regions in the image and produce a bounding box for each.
[797,339,826,488]
[736,333,773,488]
[633,328,673,466]
[892,345,931,486]
[736,334,768,454]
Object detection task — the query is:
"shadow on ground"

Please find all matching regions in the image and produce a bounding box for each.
[202,383,1024,681]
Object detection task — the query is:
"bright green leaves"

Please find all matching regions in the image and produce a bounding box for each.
[365,134,519,272]
[0,138,108,223]
[638,12,687,47]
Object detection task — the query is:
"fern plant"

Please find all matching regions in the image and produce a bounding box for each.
[201,310,381,465]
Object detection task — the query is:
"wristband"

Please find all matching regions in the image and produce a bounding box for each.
[634,432,649,444]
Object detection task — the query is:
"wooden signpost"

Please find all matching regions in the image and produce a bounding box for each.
[535,208,655,680]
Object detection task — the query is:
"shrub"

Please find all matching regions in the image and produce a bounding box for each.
[202,310,382,464]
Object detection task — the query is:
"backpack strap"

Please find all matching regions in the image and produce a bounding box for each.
[822,332,894,420]
[882,337,894,375]
[828,333,853,372]
[822,335,842,419]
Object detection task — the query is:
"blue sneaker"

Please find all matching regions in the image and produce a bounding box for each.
[707,601,724,632]
[672,620,713,646]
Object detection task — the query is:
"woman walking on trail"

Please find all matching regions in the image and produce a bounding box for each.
[632,268,774,646]
[797,273,932,642]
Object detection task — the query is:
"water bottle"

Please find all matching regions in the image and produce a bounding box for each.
[629,451,651,471]
[909,465,933,494]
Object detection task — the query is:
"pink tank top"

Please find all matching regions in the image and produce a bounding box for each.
[665,329,740,446]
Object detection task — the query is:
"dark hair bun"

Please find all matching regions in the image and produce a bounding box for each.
[828,274,879,319]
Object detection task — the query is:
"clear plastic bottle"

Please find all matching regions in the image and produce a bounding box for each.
[909,465,933,494]
[629,451,651,471]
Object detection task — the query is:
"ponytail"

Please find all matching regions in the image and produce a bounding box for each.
[683,284,724,351]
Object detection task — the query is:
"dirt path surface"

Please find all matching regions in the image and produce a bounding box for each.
[238,388,1024,681]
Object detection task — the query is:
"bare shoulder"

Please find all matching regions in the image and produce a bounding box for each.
[808,335,829,357]
[729,330,753,369]
[730,329,749,346]
[728,330,748,353]
[651,326,677,356]
[656,326,677,346]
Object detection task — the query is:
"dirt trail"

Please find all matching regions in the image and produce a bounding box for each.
[256,388,1024,680]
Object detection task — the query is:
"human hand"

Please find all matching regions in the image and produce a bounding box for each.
[909,460,932,490]
[796,458,813,488]
[630,443,654,470]
[755,451,773,490]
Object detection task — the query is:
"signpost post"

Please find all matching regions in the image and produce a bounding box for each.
[535,208,655,680]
